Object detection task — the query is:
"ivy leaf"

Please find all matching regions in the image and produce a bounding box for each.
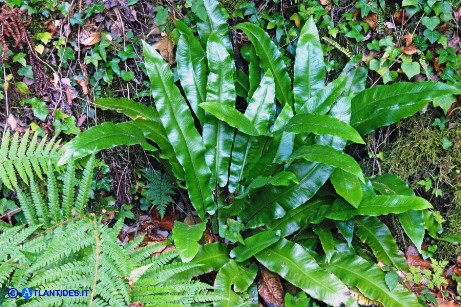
[36,32,52,44]
[423,29,441,44]
[70,12,85,26]
[155,6,169,25]
[401,61,420,79]
[21,97,49,121]
[433,94,457,115]
[84,52,102,68]
[118,45,137,61]
[172,221,206,262]
[14,82,31,94]
[12,53,27,66]
[421,16,440,31]
[121,70,135,81]
[441,137,453,149]
[18,66,34,79]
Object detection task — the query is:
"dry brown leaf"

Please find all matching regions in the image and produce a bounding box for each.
[80,30,101,46]
[401,45,418,55]
[258,266,284,307]
[393,9,409,24]
[61,78,78,105]
[437,299,460,307]
[74,76,89,95]
[363,13,378,29]
[154,36,174,65]
[455,7,461,21]
[129,302,143,307]
[7,114,17,131]
[405,246,432,269]
[320,0,332,12]
[404,33,413,46]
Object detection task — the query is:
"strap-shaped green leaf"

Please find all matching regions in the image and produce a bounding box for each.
[200,103,260,136]
[297,76,347,115]
[328,254,422,307]
[357,195,432,215]
[355,216,408,270]
[235,23,293,107]
[228,70,275,192]
[94,97,159,121]
[230,231,281,262]
[279,114,364,144]
[203,32,236,188]
[267,198,329,237]
[143,41,215,219]
[58,121,156,165]
[197,0,232,52]
[247,45,260,100]
[351,82,460,135]
[293,16,325,112]
[176,20,207,124]
[331,168,363,208]
[372,174,425,253]
[312,225,335,262]
[289,145,364,182]
[172,221,206,262]
[255,239,352,306]
[93,98,184,180]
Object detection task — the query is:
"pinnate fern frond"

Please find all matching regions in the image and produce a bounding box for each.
[0,130,61,190]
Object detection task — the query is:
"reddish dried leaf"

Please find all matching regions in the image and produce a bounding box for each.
[404,33,413,46]
[401,45,418,55]
[406,246,432,269]
[437,299,460,307]
[363,13,378,29]
[258,266,284,307]
[80,30,101,46]
[129,302,143,307]
[153,36,174,65]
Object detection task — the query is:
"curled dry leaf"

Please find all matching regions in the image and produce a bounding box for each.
[363,13,378,29]
[258,266,284,307]
[405,245,432,269]
[401,45,418,55]
[153,36,174,65]
[404,33,413,46]
[79,26,101,46]
[320,0,332,12]
[7,114,17,131]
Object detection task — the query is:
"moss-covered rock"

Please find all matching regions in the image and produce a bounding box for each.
[378,110,461,260]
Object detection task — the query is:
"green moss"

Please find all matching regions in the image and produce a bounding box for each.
[379,111,461,260]
[219,0,245,13]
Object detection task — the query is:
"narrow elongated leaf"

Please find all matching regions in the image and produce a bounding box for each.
[235,171,298,200]
[255,239,352,306]
[235,70,249,98]
[58,121,155,164]
[234,23,293,106]
[93,98,184,180]
[355,216,408,270]
[197,0,232,52]
[94,98,159,121]
[228,71,275,192]
[341,54,368,97]
[267,199,329,237]
[280,114,364,144]
[372,174,425,253]
[214,261,257,307]
[241,162,333,228]
[335,220,354,246]
[293,16,325,112]
[297,76,346,115]
[357,195,432,215]
[172,221,206,262]
[312,225,335,262]
[289,145,364,182]
[203,32,236,188]
[328,254,422,307]
[230,231,281,262]
[247,45,260,100]
[200,103,260,136]
[130,119,185,181]
[351,82,460,135]
[331,169,363,208]
[176,20,207,124]
[143,42,214,219]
